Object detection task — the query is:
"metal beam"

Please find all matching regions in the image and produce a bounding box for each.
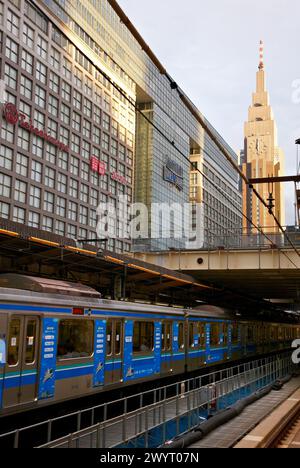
[249,175,300,184]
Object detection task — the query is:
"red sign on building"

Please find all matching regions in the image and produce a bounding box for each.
[90,157,106,176]
[3,103,69,152]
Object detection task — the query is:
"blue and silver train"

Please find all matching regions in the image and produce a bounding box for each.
[0,274,298,417]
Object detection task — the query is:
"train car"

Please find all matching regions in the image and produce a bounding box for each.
[0,274,297,417]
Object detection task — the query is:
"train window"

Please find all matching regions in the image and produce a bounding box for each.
[222,324,228,345]
[210,323,220,347]
[178,323,185,350]
[57,320,94,360]
[133,322,154,354]
[162,322,172,352]
[106,321,113,357]
[198,323,206,349]
[247,326,254,342]
[189,323,195,349]
[7,319,21,366]
[25,320,37,365]
[115,321,122,356]
[231,323,239,344]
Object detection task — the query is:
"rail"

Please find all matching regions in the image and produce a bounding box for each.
[33,354,295,449]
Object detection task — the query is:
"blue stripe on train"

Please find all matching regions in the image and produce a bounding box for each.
[4,372,37,389]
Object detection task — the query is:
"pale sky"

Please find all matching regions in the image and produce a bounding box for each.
[118,0,300,225]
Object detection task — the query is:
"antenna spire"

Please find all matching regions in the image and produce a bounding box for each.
[259,40,264,70]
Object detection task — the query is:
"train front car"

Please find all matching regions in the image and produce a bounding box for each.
[0,274,187,417]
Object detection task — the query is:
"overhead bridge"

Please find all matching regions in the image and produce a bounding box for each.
[133,234,300,309]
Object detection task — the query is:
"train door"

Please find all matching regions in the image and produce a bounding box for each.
[105,319,123,385]
[161,321,173,374]
[241,324,248,356]
[2,316,39,408]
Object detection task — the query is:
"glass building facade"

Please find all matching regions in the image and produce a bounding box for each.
[0,0,242,253]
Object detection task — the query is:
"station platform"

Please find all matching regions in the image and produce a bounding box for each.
[189,376,300,448]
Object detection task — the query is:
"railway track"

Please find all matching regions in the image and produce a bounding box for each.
[275,411,300,448]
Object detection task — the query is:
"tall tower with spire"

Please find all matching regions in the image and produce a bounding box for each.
[241,41,285,233]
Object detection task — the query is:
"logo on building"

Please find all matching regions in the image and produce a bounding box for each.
[163,158,184,191]
[3,103,69,152]
[4,102,18,125]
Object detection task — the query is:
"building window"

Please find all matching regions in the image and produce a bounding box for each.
[58,152,68,171]
[61,103,70,126]
[73,90,82,110]
[70,178,78,199]
[46,144,56,165]
[93,126,101,146]
[68,224,77,238]
[94,105,101,125]
[23,23,34,48]
[90,189,98,208]
[58,173,67,194]
[44,191,54,213]
[83,98,92,118]
[42,216,53,232]
[102,133,110,152]
[13,206,25,224]
[50,47,60,70]
[48,95,58,117]
[62,80,71,101]
[30,186,41,209]
[31,160,42,183]
[79,205,88,225]
[34,110,45,128]
[56,196,66,218]
[28,211,40,228]
[7,9,20,37]
[81,162,89,181]
[6,37,19,63]
[82,141,90,160]
[1,120,14,144]
[55,220,65,236]
[49,71,60,94]
[32,136,44,158]
[0,201,10,219]
[16,153,28,177]
[62,57,72,80]
[45,166,55,189]
[81,184,89,204]
[48,119,58,139]
[5,63,18,90]
[35,85,46,109]
[14,179,27,203]
[20,75,32,100]
[83,119,91,139]
[17,128,30,151]
[36,60,47,84]
[71,134,80,154]
[68,201,77,221]
[0,173,12,198]
[0,145,13,171]
[60,127,69,147]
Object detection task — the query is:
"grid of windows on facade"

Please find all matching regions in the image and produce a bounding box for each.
[0,0,136,253]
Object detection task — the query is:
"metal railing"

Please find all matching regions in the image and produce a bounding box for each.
[21,353,294,449]
[203,227,300,251]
